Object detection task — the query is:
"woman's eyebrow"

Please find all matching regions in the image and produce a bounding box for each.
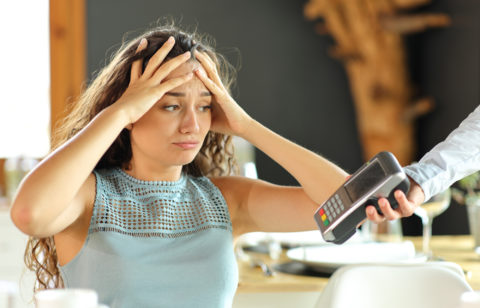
[165,91,212,97]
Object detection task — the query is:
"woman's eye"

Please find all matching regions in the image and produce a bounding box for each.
[199,105,212,112]
[163,105,179,111]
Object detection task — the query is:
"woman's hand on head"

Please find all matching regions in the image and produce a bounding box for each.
[365,177,425,223]
[193,51,253,137]
[113,37,194,125]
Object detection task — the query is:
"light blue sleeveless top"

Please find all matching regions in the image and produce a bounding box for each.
[59,168,238,308]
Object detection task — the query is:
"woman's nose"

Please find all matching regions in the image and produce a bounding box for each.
[179,107,200,134]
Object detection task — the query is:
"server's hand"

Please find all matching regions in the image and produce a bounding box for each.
[366,178,425,222]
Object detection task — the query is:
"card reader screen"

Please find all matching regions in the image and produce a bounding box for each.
[344,160,385,201]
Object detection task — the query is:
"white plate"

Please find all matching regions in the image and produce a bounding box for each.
[286,241,426,272]
[236,230,367,249]
[236,231,326,248]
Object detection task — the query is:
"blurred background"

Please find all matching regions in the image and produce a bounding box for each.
[0,0,478,306]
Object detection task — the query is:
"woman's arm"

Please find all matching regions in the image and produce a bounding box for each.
[221,121,347,234]
[11,38,192,237]
[241,120,348,205]
[213,174,344,235]
[213,177,320,235]
[11,107,128,237]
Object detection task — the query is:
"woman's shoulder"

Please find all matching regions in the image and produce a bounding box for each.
[209,175,261,189]
[209,175,243,187]
[209,175,246,190]
[208,176,258,203]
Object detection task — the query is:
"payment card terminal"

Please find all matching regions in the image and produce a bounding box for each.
[314,151,410,244]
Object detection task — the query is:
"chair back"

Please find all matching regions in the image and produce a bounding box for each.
[314,262,472,308]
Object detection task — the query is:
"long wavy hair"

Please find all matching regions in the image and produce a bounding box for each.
[25,24,239,291]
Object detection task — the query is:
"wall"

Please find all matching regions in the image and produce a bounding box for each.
[86,0,479,235]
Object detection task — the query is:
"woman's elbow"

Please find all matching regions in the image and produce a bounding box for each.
[10,200,40,236]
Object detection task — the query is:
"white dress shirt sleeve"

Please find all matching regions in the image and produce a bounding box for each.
[404,105,480,201]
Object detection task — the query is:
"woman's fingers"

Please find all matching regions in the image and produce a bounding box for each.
[130,38,148,84]
[197,51,217,73]
[142,36,176,79]
[194,68,224,97]
[157,72,194,95]
[151,51,192,83]
[194,51,223,86]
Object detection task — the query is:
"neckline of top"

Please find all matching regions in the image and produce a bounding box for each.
[115,168,187,187]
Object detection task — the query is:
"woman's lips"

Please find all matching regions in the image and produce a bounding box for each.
[173,142,199,149]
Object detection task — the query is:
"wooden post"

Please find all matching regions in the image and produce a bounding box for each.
[304,0,449,165]
[49,0,86,140]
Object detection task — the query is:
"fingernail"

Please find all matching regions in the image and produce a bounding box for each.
[167,36,175,44]
[139,38,147,47]
[184,51,191,58]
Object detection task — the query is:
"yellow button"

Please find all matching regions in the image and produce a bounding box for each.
[321,214,327,221]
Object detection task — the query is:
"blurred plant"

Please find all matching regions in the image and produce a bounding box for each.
[451,172,480,204]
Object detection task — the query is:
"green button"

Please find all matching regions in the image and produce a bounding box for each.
[324,219,330,226]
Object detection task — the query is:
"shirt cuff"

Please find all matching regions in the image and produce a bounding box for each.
[403,163,441,202]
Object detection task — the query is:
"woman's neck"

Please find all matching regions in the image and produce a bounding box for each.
[123,160,183,182]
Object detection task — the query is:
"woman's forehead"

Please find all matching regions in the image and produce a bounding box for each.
[165,61,210,94]
[165,61,204,79]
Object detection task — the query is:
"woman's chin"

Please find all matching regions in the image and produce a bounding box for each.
[173,155,198,167]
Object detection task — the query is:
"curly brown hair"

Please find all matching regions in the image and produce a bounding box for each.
[25,24,239,291]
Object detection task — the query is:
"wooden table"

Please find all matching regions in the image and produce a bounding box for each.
[237,235,480,293]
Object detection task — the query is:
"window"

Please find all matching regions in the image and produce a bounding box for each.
[0,0,50,158]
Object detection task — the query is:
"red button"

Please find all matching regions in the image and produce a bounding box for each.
[319,208,325,216]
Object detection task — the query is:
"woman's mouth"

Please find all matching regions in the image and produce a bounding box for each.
[173,142,199,149]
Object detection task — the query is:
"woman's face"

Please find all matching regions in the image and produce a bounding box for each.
[129,60,212,169]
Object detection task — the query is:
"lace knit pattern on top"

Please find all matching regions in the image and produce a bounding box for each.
[91,168,232,238]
